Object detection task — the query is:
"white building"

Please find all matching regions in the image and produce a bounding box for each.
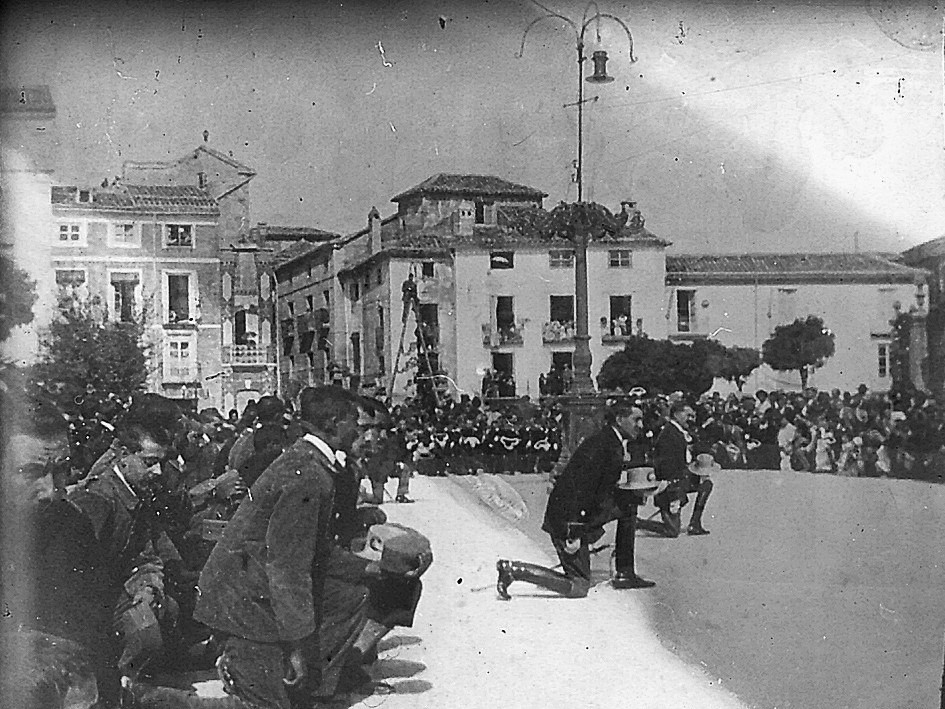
[665,253,928,393]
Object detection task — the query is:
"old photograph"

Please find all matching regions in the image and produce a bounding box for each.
[1,1,943,707]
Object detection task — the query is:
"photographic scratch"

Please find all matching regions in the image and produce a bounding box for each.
[376,40,393,67]
[389,121,397,133]
[512,132,534,147]
[366,82,377,95]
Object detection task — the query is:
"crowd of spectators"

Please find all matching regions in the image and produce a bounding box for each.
[2,389,433,708]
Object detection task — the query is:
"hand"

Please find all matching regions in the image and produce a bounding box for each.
[283,648,306,687]
[564,538,581,555]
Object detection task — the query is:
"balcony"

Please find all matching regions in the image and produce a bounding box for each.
[481,323,524,348]
[601,320,633,344]
[542,320,576,344]
[224,345,275,366]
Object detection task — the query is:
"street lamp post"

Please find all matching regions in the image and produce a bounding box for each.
[519,3,637,453]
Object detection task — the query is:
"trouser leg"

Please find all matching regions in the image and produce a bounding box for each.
[504,561,589,598]
[613,506,638,575]
[689,477,713,528]
[395,465,411,497]
[371,480,386,504]
[314,579,369,699]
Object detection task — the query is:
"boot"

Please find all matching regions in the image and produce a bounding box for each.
[687,479,713,535]
[496,560,587,599]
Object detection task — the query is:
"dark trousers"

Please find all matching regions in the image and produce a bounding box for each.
[613,489,644,575]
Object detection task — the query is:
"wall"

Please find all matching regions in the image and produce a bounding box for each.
[453,243,668,398]
[665,280,921,392]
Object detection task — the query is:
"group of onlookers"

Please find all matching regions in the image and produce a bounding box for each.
[2,387,432,708]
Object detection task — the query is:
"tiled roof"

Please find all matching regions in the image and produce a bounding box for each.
[51,184,219,216]
[123,185,219,214]
[251,224,338,243]
[666,253,927,285]
[0,85,55,113]
[391,174,547,202]
[272,240,327,269]
[901,236,945,264]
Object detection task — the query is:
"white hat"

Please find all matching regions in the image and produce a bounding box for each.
[618,466,660,491]
[688,453,722,476]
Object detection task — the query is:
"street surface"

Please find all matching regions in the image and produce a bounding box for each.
[180,470,944,708]
[501,470,945,709]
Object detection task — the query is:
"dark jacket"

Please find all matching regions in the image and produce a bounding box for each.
[542,426,624,540]
[653,421,690,482]
[193,437,336,644]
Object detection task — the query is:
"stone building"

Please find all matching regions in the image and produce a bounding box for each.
[665,253,929,393]
[272,173,933,401]
[900,235,945,396]
[0,85,59,361]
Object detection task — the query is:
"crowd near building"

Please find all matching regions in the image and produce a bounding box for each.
[1,84,939,410]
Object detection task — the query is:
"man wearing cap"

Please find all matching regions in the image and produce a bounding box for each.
[496,402,654,599]
[639,401,716,537]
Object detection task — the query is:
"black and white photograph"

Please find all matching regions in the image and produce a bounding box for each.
[1,1,943,707]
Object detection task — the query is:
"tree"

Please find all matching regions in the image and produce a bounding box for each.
[29,295,150,434]
[597,335,714,396]
[0,253,37,344]
[762,315,835,389]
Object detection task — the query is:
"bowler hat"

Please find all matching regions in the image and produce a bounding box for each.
[689,453,722,476]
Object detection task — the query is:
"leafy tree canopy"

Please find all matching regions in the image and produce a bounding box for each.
[29,295,150,434]
[761,315,836,389]
[0,254,37,343]
[598,335,714,395]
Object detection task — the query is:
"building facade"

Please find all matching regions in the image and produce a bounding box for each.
[0,86,59,362]
[273,174,933,402]
[900,236,944,396]
[665,253,929,393]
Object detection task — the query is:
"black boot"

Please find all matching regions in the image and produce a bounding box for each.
[687,479,713,535]
[496,560,587,599]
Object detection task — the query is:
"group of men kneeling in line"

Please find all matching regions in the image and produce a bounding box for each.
[497,399,715,599]
[2,386,432,709]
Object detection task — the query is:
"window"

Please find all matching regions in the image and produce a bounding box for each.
[165,224,193,247]
[164,336,196,382]
[496,296,515,331]
[608,249,632,268]
[878,345,888,378]
[198,172,207,189]
[57,223,83,245]
[549,295,574,323]
[167,274,191,322]
[421,261,435,278]
[78,189,92,203]
[306,295,314,311]
[549,250,574,268]
[351,332,362,373]
[109,222,139,247]
[490,251,514,269]
[350,282,360,301]
[475,201,485,224]
[676,290,695,332]
[55,269,86,299]
[110,272,140,323]
[287,301,296,317]
[609,295,632,335]
[323,290,331,310]
[376,269,383,286]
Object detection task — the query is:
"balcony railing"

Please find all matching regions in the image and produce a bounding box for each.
[542,320,576,344]
[224,345,275,365]
[481,323,524,348]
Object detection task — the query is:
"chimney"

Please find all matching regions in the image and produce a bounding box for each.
[368,206,382,253]
[454,200,474,237]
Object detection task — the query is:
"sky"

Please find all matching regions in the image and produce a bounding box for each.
[1,0,943,254]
